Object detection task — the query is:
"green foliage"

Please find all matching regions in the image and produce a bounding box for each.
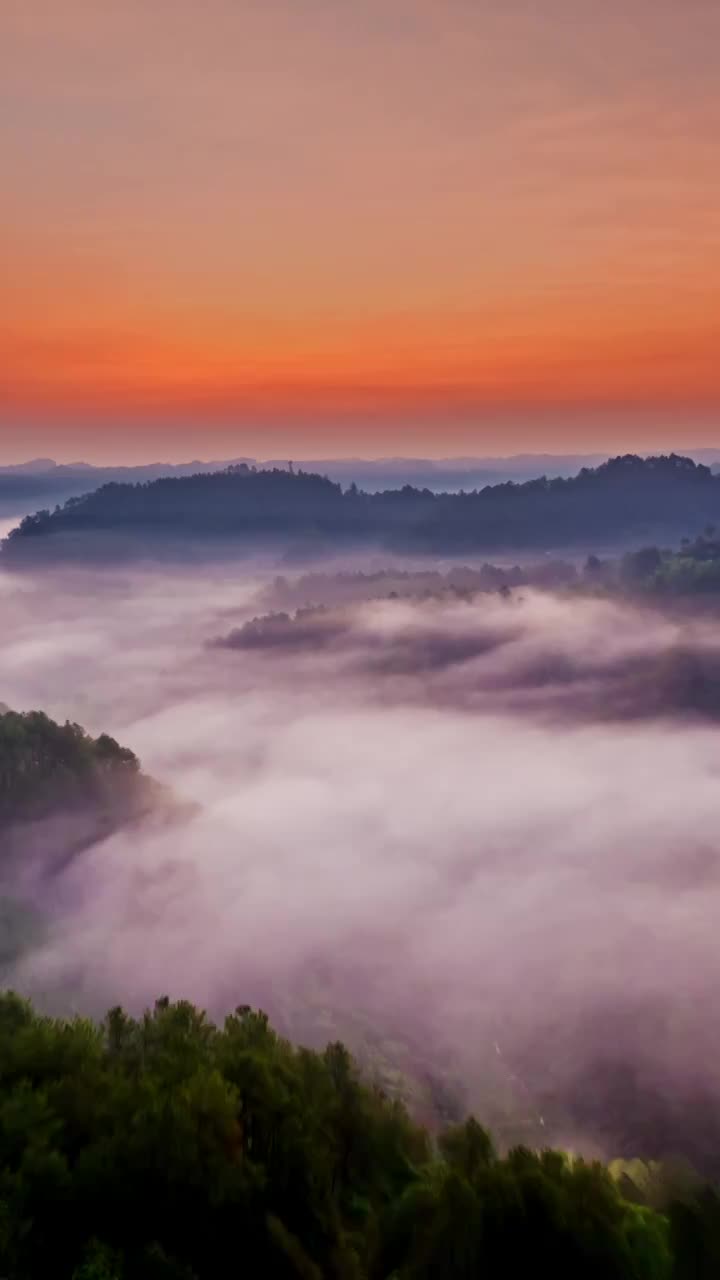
[0,993,715,1278]
[0,707,159,976]
[0,994,426,1278]
[0,708,141,828]
[668,1187,720,1279]
[376,1136,674,1280]
[616,532,720,597]
[72,1240,124,1279]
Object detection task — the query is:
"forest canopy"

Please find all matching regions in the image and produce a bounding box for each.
[0,991,717,1280]
[0,708,145,830]
[4,453,720,559]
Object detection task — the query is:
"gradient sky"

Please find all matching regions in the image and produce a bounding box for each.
[2,0,719,462]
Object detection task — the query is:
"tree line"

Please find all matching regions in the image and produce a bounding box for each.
[5,454,720,559]
[0,709,145,830]
[1,992,719,1279]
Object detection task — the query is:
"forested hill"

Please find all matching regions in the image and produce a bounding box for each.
[0,991,715,1280]
[3,453,719,560]
[0,708,162,860]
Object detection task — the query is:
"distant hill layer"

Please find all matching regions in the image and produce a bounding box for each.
[4,449,720,519]
[3,454,719,560]
[0,452,618,508]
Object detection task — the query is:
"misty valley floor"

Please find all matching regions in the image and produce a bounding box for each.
[3,554,720,1170]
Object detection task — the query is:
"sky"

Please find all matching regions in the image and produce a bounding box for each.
[2,0,720,463]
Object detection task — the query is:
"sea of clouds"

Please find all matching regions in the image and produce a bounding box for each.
[3,552,720,1161]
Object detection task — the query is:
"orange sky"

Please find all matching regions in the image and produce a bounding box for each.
[2,0,720,462]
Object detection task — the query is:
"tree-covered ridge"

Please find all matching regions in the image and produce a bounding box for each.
[0,709,153,831]
[261,560,576,610]
[0,992,716,1280]
[4,453,720,558]
[214,604,355,652]
[615,531,720,595]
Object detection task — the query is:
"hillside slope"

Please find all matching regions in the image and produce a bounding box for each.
[3,453,718,560]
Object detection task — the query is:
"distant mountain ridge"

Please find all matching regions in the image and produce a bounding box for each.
[4,452,720,561]
[0,455,258,515]
[3,449,720,512]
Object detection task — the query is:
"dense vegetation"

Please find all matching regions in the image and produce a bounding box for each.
[4,454,720,559]
[0,709,151,833]
[0,709,166,978]
[1,992,719,1279]
[615,531,720,596]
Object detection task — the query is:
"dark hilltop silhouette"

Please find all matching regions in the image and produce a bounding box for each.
[3,452,720,561]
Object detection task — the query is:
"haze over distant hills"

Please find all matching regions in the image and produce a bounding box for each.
[3,448,720,520]
[4,452,720,563]
[0,452,607,512]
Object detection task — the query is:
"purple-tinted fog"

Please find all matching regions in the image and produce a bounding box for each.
[3,555,720,1156]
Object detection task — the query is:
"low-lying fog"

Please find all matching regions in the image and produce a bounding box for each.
[4,551,720,1162]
